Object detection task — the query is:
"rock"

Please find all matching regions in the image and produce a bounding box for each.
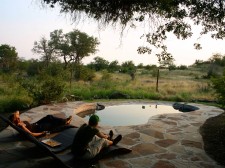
[96,103,105,111]
[172,103,199,112]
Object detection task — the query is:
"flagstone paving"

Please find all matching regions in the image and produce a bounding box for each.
[0,100,224,168]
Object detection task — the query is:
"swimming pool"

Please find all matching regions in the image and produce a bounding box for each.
[83,104,182,126]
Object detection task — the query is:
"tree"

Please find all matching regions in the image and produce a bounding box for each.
[108,60,119,72]
[137,63,144,69]
[88,56,109,71]
[26,59,42,76]
[208,53,225,66]
[41,0,225,61]
[159,57,174,68]
[0,44,18,72]
[67,30,99,64]
[120,61,136,80]
[54,29,99,83]
[194,59,204,66]
[50,29,99,67]
[32,37,56,68]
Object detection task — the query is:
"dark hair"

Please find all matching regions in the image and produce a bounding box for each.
[8,113,19,125]
[88,114,100,126]
[8,114,14,123]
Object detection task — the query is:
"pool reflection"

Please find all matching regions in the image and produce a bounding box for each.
[80,104,182,126]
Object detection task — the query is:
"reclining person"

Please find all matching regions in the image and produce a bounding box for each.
[9,110,72,137]
[71,114,122,160]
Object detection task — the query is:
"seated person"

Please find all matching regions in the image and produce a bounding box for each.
[71,114,122,160]
[9,110,72,137]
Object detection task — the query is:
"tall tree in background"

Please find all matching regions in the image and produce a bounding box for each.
[41,0,224,62]
[32,37,56,68]
[68,30,99,64]
[89,56,109,71]
[33,29,99,81]
[0,44,18,72]
[49,29,70,68]
[50,29,99,85]
[108,60,119,73]
[121,61,136,80]
[48,29,99,68]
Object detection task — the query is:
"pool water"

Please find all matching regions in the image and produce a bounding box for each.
[84,104,181,126]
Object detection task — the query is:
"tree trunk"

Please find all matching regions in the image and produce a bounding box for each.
[156,68,159,92]
[70,66,73,90]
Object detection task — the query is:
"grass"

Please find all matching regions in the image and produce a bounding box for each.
[67,68,215,102]
[0,67,218,113]
[0,74,32,113]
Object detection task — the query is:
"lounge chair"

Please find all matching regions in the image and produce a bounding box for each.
[0,114,77,153]
[0,115,132,168]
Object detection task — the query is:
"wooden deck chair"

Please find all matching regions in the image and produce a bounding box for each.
[0,114,78,153]
[0,115,132,168]
[0,114,71,167]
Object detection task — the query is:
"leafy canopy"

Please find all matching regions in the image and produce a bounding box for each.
[0,44,18,72]
[33,29,99,67]
[41,0,225,61]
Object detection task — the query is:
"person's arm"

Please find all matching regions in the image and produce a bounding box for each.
[96,131,109,139]
[18,122,45,137]
[96,131,113,145]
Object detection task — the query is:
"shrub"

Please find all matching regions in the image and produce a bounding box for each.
[41,78,65,104]
[211,73,225,106]
[74,65,95,81]
[0,96,32,113]
[26,60,42,76]
[168,64,176,71]
[177,65,188,70]
[204,64,223,79]
[43,62,67,78]
[108,91,130,99]
[20,77,65,105]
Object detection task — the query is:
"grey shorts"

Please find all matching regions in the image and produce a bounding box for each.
[81,135,109,160]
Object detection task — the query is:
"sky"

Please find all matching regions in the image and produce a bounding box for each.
[0,0,224,66]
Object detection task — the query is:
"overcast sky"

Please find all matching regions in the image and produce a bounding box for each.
[0,0,224,66]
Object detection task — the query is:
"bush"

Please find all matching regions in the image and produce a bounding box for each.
[108,91,130,99]
[27,60,42,76]
[41,78,65,104]
[43,62,67,78]
[168,64,176,71]
[74,65,95,81]
[204,64,223,79]
[20,77,65,105]
[0,96,32,113]
[211,73,225,106]
[177,65,188,70]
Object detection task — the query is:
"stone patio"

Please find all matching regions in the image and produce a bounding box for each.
[0,100,224,168]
